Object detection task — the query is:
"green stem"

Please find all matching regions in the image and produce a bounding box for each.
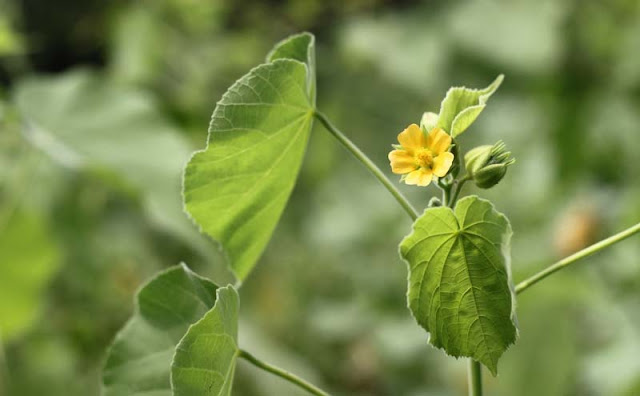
[443,187,451,207]
[239,349,330,396]
[437,179,451,206]
[314,111,419,221]
[468,360,483,396]
[515,221,640,294]
[449,176,470,207]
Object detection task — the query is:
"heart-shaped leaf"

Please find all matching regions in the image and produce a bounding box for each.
[437,75,503,137]
[102,264,229,396]
[171,286,239,396]
[183,33,316,282]
[399,195,517,375]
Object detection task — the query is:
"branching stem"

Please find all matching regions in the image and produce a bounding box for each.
[516,221,640,294]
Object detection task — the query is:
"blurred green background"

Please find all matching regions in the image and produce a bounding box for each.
[1,0,640,395]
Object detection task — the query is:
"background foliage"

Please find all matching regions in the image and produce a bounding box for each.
[1,0,640,395]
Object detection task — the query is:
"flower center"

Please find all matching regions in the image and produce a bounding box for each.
[415,148,434,169]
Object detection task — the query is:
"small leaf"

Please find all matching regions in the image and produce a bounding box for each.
[399,195,517,375]
[183,33,316,281]
[437,75,503,137]
[102,264,220,396]
[171,286,240,396]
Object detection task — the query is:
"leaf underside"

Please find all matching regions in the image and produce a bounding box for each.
[171,286,240,396]
[400,195,517,375]
[102,264,219,396]
[183,33,316,282]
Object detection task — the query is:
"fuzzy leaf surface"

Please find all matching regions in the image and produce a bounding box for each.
[400,195,517,375]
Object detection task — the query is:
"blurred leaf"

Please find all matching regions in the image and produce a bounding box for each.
[399,196,517,375]
[437,75,503,137]
[102,264,219,396]
[11,70,209,254]
[0,15,24,55]
[183,33,316,281]
[171,285,239,396]
[0,211,60,340]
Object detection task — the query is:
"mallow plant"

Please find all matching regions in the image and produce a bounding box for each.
[101,32,640,396]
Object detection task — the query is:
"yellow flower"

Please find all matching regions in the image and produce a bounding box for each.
[388,124,454,187]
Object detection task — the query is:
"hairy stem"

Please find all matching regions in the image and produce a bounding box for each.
[516,221,640,294]
[239,349,330,396]
[314,111,419,221]
[468,360,483,396]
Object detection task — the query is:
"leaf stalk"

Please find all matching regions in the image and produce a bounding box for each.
[239,349,330,396]
[314,111,419,221]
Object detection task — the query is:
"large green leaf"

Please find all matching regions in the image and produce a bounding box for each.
[399,195,517,375]
[12,71,208,255]
[437,75,503,137]
[183,33,316,281]
[102,264,221,396]
[0,211,60,341]
[171,286,239,396]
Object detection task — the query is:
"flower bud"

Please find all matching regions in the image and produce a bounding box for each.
[420,112,439,133]
[464,141,515,189]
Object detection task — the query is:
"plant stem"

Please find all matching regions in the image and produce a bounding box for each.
[449,176,470,207]
[515,221,640,294]
[437,179,451,206]
[468,360,483,396]
[314,111,419,221]
[239,349,330,396]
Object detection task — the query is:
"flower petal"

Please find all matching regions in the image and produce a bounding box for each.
[397,124,427,152]
[433,151,454,177]
[404,169,433,187]
[388,150,416,174]
[426,128,451,155]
